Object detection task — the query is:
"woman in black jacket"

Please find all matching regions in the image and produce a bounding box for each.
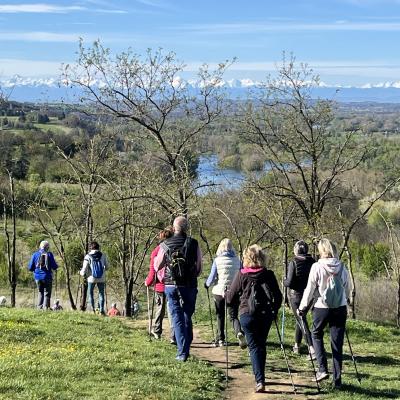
[227,244,282,393]
[283,241,315,357]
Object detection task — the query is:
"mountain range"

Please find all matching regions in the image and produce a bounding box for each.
[2,75,400,103]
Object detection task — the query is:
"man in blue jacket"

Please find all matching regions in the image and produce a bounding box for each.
[28,240,58,309]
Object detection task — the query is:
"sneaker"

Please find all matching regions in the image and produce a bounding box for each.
[255,382,265,393]
[313,371,329,382]
[175,355,187,362]
[218,340,227,347]
[237,332,247,349]
[170,339,177,345]
[293,345,300,354]
[151,330,161,340]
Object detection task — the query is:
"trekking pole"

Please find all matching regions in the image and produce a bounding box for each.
[205,287,216,345]
[75,274,81,309]
[345,329,361,384]
[32,282,36,308]
[297,317,320,392]
[224,286,229,386]
[146,286,151,336]
[273,318,297,394]
[105,284,108,311]
[55,270,58,300]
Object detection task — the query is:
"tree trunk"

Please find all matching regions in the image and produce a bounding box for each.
[125,278,134,317]
[344,246,356,319]
[397,274,400,328]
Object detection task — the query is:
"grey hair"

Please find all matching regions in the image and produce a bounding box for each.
[39,240,50,250]
[173,216,188,233]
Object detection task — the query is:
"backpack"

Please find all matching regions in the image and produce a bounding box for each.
[322,265,344,308]
[162,238,195,284]
[248,281,276,317]
[88,252,104,279]
[36,252,49,271]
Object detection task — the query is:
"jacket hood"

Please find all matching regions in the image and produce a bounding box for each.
[219,250,236,257]
[318,257,342,273]
[295,254,314,261]
[241,267,266,280]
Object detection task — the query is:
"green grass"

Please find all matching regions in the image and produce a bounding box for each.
[0,308,224,400]
[208,307,400,400]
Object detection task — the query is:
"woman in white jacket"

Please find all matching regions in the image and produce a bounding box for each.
[298,238,351,389]
[205,238,246,348]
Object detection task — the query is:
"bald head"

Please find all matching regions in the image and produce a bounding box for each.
[173,216,188,234]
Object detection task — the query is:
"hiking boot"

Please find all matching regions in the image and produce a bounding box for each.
[313,371,329,382]
[255,382,265,393]
[151,330,161,340]
[218,340,227,347]
[175,355,188,362]
[237,332,247,349]
[293,345,300,354]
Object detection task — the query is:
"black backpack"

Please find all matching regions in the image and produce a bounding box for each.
[248,280,276,317]
[162,238,195,284]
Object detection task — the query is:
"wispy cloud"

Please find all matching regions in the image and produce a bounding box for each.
[0,58,66,76]
[177,21,400,34]
[0,31,91,42]
[0,4,85,13]
[0,3,127,14]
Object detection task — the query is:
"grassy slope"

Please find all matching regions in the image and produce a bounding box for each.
[0,308,224,400]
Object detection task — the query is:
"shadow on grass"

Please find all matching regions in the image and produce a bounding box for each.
[339,383,400,399]
[343,353,400,366]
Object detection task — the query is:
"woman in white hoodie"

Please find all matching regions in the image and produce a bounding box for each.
[298,238,351,389]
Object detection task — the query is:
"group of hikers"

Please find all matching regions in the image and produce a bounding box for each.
[28,216,351,393]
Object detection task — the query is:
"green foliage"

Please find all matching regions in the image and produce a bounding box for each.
[351,241,391,278]
[0,308,224,400]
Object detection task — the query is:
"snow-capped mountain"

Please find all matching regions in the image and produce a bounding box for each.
[3,75,400,103]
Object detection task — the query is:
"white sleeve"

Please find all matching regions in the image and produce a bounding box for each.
[80,256,90,276]
[299,263,318,310]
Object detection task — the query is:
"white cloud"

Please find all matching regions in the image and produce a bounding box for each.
[0,4,85,13]
[0,31,91,42]
[177,21,400,34]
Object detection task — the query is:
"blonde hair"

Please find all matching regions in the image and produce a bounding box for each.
[242,244,267,268]
[317,238,338,258]
[216,238,235,256]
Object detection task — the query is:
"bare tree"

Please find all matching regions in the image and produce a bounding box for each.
[63,40,231,215]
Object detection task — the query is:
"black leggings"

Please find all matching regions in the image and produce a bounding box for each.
[288,291,312,346]
[214,294,242,341]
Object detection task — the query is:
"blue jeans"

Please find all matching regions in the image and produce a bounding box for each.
[240,312,273,384]
[165,286,197,360]
[88,282,105,313]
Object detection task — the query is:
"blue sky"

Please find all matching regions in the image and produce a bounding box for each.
[0,0,400,85]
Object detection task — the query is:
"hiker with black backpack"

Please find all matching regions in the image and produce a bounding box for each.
[154,216,202,362]
[226,244,282,393]
[204,238,246,349]
[298,238,351,389]
[80,241,108,315]
[28,240,58,310]
[283,240,316,358]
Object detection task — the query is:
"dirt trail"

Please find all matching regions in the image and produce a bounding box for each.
[190,328,320,400]
[127,318,320,399]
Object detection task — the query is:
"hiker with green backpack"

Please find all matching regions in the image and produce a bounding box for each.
[298,238,351,389]
[80,241,108,315]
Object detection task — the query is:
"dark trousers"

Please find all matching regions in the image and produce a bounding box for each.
[214,294,243,341]
[289,291,312,346]
[312,306,347,385]
[153,291,166,335]
[240,312,273,384]
[36,279,52,309]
